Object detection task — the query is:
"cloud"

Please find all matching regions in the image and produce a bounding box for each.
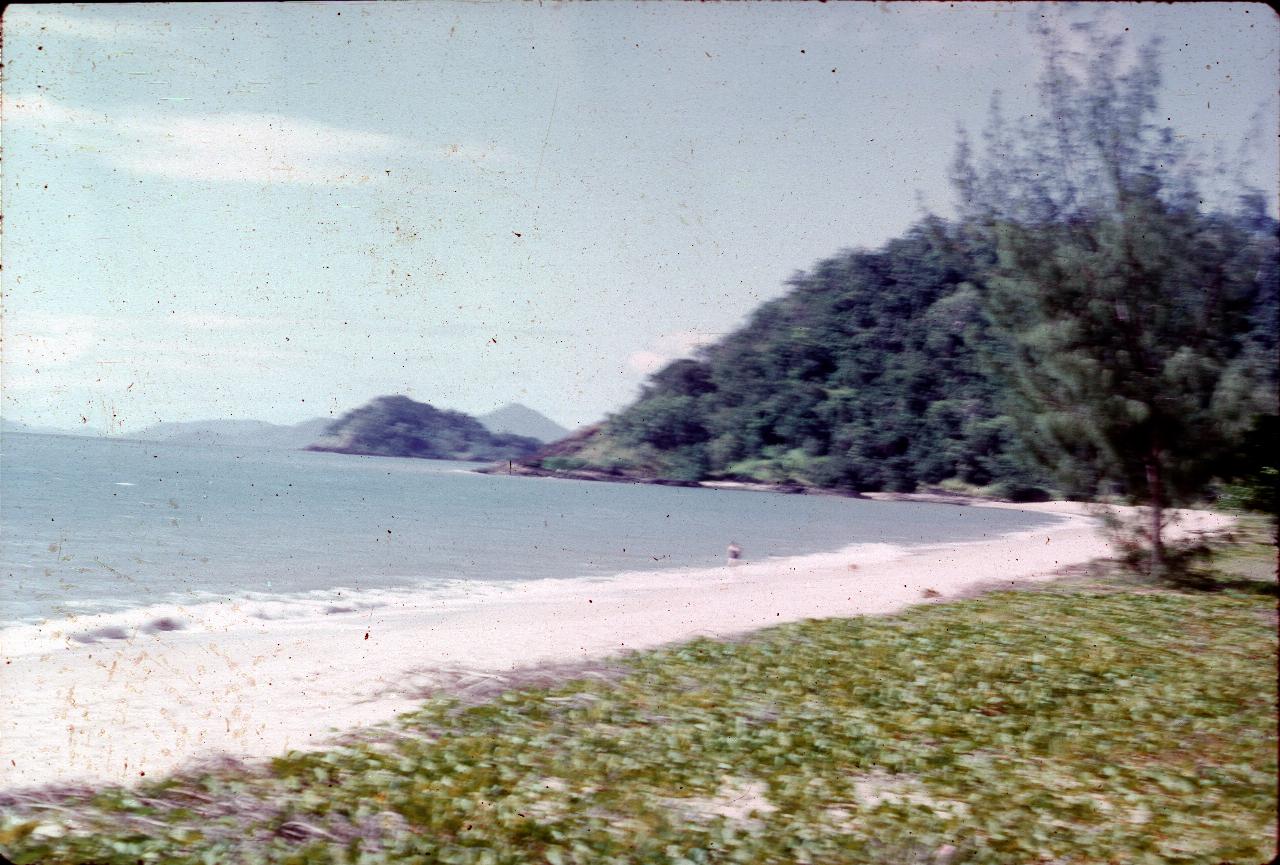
[1,9,172,45]
[624,330,719,376]
[1,313,100,373]
[1,314,309,443]
[1,312,292,390]
[438,142,508,165]
[625,351,669,376]
[167,313,275,330]
[115,112,404,185]
[3,93,407,186]
[3,93,104,127]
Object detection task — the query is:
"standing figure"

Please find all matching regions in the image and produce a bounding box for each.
[727,541,742,565]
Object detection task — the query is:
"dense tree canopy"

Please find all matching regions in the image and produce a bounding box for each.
[526,28,1277,547]
[531,222,1055,496]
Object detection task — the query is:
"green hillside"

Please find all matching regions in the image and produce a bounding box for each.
[523,215,1276,497]
[309,395,542,462]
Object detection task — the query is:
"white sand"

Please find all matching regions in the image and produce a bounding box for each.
[0,498,1231,791]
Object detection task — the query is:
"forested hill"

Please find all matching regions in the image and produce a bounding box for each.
[517,216,1277,497]
[308,396,541,462]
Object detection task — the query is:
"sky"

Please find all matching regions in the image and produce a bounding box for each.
[2,2,1276,434]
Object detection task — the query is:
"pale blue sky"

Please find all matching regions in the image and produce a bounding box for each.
[2,2,1276,433]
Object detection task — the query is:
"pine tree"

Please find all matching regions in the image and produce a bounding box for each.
[955,25,1278,574]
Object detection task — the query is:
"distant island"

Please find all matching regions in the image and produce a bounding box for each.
[307,395,542,461]
[0,415,329,446]
[3,402,567,457]
[130,417,333,450]
[476,403,570,444]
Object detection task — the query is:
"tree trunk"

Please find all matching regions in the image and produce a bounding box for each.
[1145,453,1165,577]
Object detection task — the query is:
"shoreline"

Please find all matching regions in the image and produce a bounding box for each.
[0,498,1233,793]
[477,462,1041,502]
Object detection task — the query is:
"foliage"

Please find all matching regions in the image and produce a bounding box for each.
[523,30,1277,518]
[537,222,1055,493]
[1218,414,1280,530]
[4,576,1275,864]
[952,27,1278,570]
[308,395,542,462]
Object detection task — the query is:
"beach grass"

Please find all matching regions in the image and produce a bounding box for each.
[2,527,1275,864]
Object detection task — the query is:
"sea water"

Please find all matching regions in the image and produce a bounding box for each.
[1,432,1059,639]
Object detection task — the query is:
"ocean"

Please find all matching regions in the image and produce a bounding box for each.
[1,431,1059,643]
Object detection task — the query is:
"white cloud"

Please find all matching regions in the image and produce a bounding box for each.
[624,329,719,376]
[0,312,293,392]
[1,313,100,372]
[3,93,105,128]
[167,313,274,330]
[3,93,407,186]
[1,9,172,45]
[115,112,404,185]
[625,350,669,376]
[0,314,108,411]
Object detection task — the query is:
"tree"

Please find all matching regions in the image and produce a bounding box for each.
[954,25,1278,574]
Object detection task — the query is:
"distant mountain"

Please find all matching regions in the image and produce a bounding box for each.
[477,403,570,443]
[306,395,541,461]
[130,417,333,450]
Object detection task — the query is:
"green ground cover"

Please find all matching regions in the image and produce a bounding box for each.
[3,531,1275,864]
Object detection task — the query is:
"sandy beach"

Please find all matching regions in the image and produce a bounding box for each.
[0,497,1232,792]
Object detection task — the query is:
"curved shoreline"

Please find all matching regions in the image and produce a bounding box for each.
[0,498,1232,792]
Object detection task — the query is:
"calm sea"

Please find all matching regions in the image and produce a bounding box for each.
[1,432,1059,637]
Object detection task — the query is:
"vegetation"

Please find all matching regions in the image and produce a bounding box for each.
[1219,414,1280,540]
[3,528,1275,864]
[519,32,1278,547]
[308,396,542,462]
[953,28,1279,573]
[524,194,1274,501]
[526,222,1056,494]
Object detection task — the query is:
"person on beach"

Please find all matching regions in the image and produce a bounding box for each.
[727,541,742,565]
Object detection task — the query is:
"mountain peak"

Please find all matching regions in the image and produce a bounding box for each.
[477,404,570,444]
